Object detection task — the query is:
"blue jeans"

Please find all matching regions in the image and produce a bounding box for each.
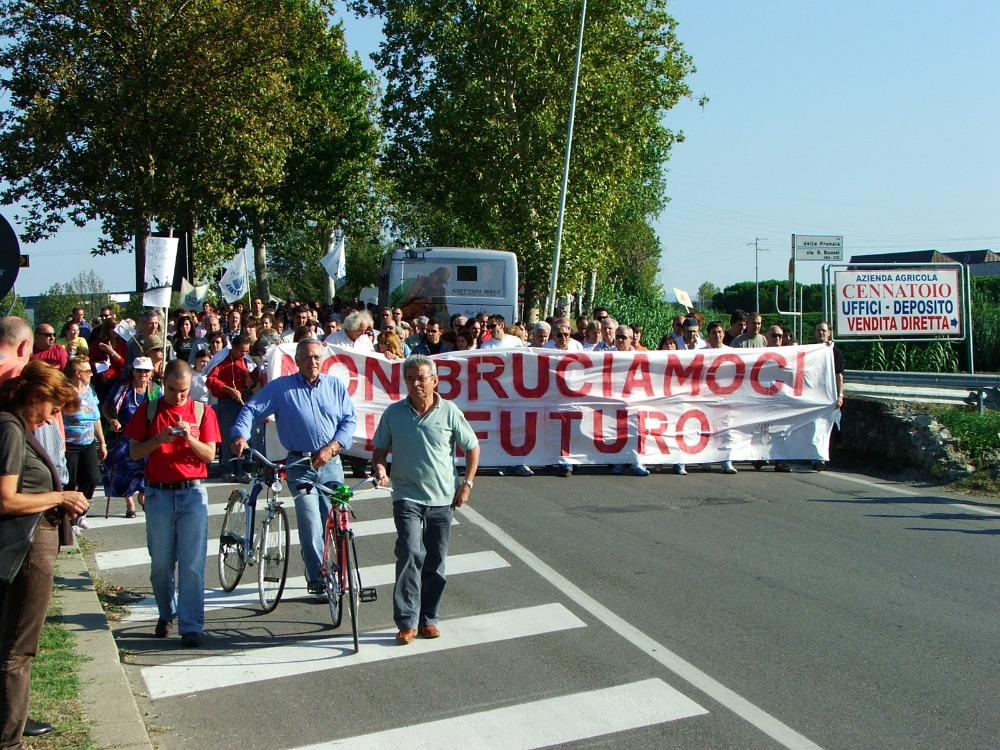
[215,399,244,476]
[286,457,344,584]
[392,500,453,630]
[144,485,209,635]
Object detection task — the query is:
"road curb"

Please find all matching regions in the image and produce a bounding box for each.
[56,543,154,750]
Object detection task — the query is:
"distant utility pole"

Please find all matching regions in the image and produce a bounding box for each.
[748,237,768,311]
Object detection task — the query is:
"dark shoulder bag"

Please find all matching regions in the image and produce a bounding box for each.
[0,428,43,582]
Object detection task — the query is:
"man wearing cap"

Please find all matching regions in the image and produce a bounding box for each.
[230,339,357,598]
[127,359,220,647]
[31,323,68,369]
[680,317,704,350]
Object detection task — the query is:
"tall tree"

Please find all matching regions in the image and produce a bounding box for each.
[697,281,720,309]
[351,0,695,299]
[0,0,333,290]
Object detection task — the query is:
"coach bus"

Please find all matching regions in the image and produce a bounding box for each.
[378,246,519,322]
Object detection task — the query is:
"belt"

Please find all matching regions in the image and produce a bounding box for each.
[288,451,314,457]
[147,479,203,491]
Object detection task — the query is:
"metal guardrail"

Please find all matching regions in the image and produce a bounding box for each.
[846,370,1000,412]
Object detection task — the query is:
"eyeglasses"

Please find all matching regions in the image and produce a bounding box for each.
[39,332,55,338]
[555,332,571,338]
[615,334,630,340]
[596,316,609,321]
[768,332,784,338]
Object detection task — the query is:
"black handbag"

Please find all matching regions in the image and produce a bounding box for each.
[0,436,42,583]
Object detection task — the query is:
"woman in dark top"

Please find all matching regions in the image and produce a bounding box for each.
[0,359,88,748]
[170,314,196,363]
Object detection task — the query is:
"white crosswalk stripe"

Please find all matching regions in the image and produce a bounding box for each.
[141,603,587,699]
[93,516,453,570]
[293,678,708,749]
[122,550,510,622]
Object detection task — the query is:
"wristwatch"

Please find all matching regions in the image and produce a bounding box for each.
[461,480,474,489]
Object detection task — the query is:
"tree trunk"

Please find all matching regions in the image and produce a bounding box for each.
[252,214,270,302]
[134,218,151,295]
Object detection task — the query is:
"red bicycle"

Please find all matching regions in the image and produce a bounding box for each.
[297,477,378,653]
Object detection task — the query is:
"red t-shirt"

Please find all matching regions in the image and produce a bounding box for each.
[124,398,221,482]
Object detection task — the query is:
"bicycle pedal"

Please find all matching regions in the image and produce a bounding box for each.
[359,587,377,603]
[262,576,281,583]
[219,533,241,546]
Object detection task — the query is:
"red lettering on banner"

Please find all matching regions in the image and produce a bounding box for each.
[512,352,550,398]
[365,357,400,401]
[470,355,509,400]
[792,349,805,396]
[664,354,705,396]
[637,410,670,454]
[593,409,628,454]
[361,412,377,452]
[676,409,710,454]
[601,354,615,398]
[554,354,593,397]
[549,411,583,457]
[499,411,536,456]
[706,354,745,396]
[750,352,786,396]
[623,353,654,397]
[323,354,359,396]
[464,411,492,441]
[435,358,462,400]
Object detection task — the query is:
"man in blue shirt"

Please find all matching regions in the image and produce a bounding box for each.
[231,339,357,597]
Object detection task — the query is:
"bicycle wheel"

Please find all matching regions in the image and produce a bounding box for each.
[257,505,290,612]
[218,491,248,591]
[322,524,343,628]
[345,534,361,653]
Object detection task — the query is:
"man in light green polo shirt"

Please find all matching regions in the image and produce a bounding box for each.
[372,354,480,645]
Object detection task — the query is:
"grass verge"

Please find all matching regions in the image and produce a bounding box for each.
[27,587,97,750]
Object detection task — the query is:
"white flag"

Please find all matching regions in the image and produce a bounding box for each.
[673,287,694,310]
[219,252,249,304]
[320,233,347,289]
[179,277,208,311]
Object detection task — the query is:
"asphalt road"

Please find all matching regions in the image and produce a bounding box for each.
[82,462,1000,749]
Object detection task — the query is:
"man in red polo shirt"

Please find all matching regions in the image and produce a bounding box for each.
[127,359,220,648]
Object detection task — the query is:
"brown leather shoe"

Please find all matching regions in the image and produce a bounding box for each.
[418,625,440,639]
[396,628,417,644]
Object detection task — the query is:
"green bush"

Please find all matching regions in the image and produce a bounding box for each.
[929,406,1000,467]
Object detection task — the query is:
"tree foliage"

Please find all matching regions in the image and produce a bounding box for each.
[0,0,338,288]
[33,270,107,330]
[697,281,720,309]
[351,0,695,299]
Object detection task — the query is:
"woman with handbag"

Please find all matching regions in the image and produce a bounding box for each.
[0,359,89,748]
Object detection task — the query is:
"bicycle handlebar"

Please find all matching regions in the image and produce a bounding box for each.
[231,448,311,473]
[296,476,378,501]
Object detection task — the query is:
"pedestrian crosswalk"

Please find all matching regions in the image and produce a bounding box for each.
[86,481,712,748]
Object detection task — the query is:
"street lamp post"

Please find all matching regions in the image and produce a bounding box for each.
[546,0,587,318]
[749,237,768,311]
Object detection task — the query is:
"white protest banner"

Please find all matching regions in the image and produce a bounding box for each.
[143,236,179,308]
[180,277,209,311]
[265,346,838,466]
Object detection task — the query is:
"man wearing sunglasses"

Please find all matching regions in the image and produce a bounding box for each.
[542,321,583,351]
[30,324,68,369]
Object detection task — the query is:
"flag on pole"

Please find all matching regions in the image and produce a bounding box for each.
[320,232,347,289]
[219,252,249,304]
[143,236,179,308]
[180,277,208,311]
[673,288,694,310]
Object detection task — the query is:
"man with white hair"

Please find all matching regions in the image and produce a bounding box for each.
[324,309,375,352]
[543,320,584,352]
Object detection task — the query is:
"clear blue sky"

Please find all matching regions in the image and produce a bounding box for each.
[8,0,999,308]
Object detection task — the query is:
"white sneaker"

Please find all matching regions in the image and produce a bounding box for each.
[674,464,687,476]
[721,461,737,474]
[77,515,90,530]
